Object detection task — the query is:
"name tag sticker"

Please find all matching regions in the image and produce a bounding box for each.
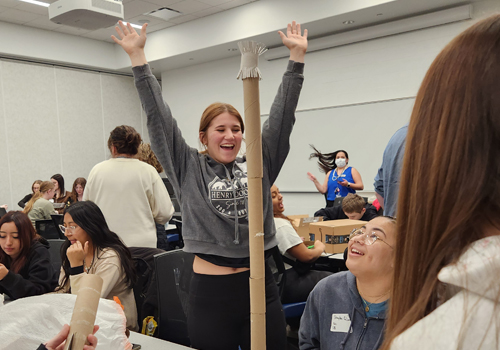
[330,314,351,333]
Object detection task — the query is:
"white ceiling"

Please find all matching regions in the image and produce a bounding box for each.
[0,0,488,75]
[0,0,258,42]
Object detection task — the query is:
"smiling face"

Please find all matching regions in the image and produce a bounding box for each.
[346,216,396,280]
[0,222,21,260]
[200,112,243,164]
[63,213,91,247]
[50,179,59,191]
[271,185,284,216]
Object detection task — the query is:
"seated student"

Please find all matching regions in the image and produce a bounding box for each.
[23,181,57,228]
[0,211,57,300]
[18,180,42,209]
[314,193,378,222]
[299,216,396,350]
[51,174,72,214]
[271,185,331,304]
[56,201,138,330]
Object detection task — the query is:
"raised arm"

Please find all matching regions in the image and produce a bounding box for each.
[307,171,329,194]
[112,21,193,193]
[263,22,308,183]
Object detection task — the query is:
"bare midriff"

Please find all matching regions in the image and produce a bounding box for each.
[193,255,250,275]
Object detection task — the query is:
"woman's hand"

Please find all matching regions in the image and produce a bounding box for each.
[112,21,148,67]
[307,172,317,182]
[66,241,88,268]
[339,179,349,187]
[278,21,308,63]
[0,263,9,280]
[44,324,99,350]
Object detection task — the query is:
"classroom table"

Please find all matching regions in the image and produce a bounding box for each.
[129,332,193,349]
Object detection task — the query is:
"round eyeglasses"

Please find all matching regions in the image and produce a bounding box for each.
[59,225,77,235]
[349,228,393,249]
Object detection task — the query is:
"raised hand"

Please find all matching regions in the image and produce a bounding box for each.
[112,21,148,66]
[278,21,308,63]
[307,172,317,182]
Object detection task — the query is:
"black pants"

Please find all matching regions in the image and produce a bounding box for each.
[187,262,287,350]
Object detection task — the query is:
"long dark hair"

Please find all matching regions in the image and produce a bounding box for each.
[0,211,38,273]
[51,174,65,197]
[57,201,136,290]
[381,14,500,349]
[309,145,349,173]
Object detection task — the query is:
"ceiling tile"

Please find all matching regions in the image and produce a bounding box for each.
[217,0,254,10]
[14,1,49,15]
[0,0,19,9]
[24,16,62,30]
[198,0,232,6]
[191,6,222,18]
[0,8,40,23]
[168,0,211,15]
[124,0,160,18]
[142,0,180,6]
[146,20,174,32]
[0,5,10,12]
[128,14,165,26]
[167,13,196,24]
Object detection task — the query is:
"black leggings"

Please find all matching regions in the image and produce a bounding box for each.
[187,262,287,350]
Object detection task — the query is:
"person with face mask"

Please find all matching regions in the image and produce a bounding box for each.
[307,148,364,207]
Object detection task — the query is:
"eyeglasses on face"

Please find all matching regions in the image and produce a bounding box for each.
[59,225,77,234]
[349,228,393,249]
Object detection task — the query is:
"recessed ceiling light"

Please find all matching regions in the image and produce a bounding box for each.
[122,21,142,29]
[19,0,49,7]
[343,20,355,25]
[189,58,194,60]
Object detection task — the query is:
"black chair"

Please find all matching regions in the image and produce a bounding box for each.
[154,249,194,346]
[51,214,64,238]
[36,219,62,240]
[0,207,7,218]
[47,239,66,279]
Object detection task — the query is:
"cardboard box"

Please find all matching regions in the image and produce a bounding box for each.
[309,219,365,254]
[289,215,323,240]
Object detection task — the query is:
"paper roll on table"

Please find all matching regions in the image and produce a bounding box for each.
[64,274,103,350]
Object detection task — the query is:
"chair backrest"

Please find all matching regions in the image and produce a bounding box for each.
[0,207,7,218]
[129,246,166,331]
[50,214,65,238]
[154,249,194,346]
[47,239,66,280]
[36,219,61,240]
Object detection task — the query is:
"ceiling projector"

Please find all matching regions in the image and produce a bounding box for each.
[49,0,124,30]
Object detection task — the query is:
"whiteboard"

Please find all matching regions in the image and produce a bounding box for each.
[274,98,414,192]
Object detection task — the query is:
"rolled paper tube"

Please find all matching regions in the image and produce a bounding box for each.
[64,274,103,350]
[238,39,267,350]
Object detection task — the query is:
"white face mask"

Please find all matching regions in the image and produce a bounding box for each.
[335,158,346,168]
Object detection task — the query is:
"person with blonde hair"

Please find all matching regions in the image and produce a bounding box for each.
[23,181,56,227]
[380,14,500,350]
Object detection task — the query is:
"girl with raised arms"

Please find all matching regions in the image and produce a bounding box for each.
[113,20,307,350]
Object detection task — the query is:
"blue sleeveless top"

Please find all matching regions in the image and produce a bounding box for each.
[327,166,355,200]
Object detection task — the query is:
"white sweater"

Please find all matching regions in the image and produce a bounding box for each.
[83,158,174,248]
[391,236,500,350]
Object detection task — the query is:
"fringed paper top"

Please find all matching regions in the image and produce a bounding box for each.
[236,40,268,80]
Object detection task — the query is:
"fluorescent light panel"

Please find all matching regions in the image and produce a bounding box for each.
[19,0,50,7]
[264,4,472,61]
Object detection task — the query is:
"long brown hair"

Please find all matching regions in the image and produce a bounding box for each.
[381,15,500,348]
[0,211,38,273]
[23,181,55,214]
[70,177,87,202]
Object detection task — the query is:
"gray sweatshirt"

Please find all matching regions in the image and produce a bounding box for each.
[299,271,386,350]
[132,61,304,259]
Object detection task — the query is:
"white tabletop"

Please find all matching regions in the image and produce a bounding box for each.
[129,332,192,349]
[326,253,344,260]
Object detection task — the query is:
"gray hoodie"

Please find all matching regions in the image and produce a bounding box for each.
[299,271,386,350]
[132,61,304,259]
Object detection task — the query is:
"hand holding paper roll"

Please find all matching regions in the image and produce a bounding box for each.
[64,274,103,350]
[44,324,98,350]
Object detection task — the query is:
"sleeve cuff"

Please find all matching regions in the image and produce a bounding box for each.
[70,266,84,275]
[287,60,305,74]
[132,64,152,78]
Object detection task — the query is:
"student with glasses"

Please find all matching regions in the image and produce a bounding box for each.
[299,216,396,350]
[55,201,138,331]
